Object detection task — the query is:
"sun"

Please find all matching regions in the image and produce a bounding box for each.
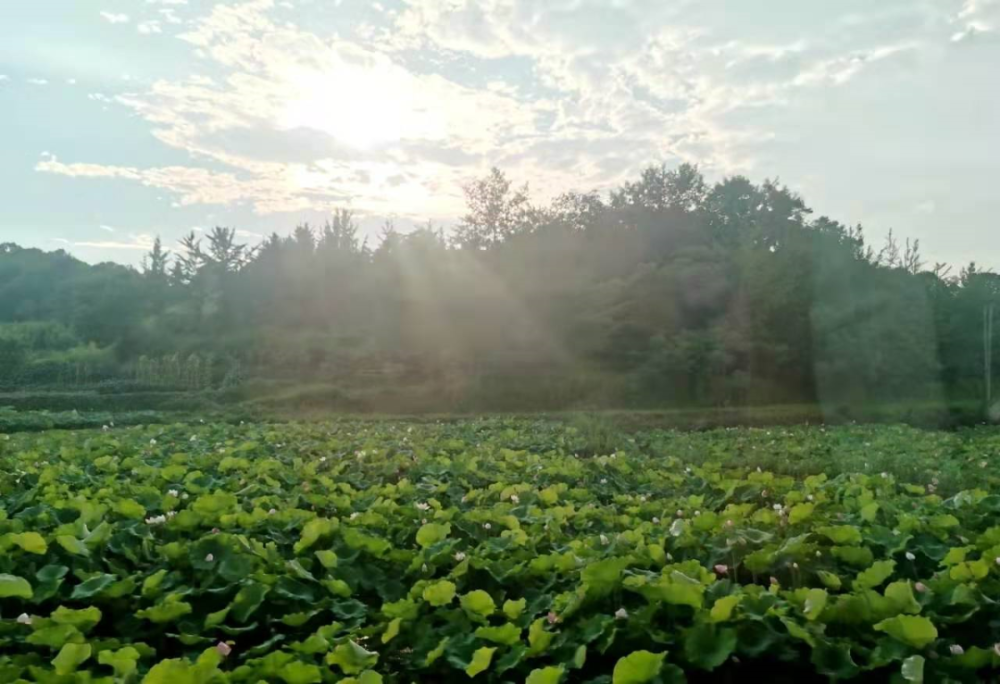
[278,56,439,149]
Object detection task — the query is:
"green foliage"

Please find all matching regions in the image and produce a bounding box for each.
[4,162,1000,415]
[1,418,999,682]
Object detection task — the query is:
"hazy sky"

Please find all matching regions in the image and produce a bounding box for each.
[2,0,999,268]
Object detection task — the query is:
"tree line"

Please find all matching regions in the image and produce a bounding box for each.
[2,164,999,411]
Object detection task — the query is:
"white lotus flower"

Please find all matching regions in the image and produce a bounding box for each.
[950,645,964,655]
[600,534,609,545]
[614,607,628,620]
[16,613,32,625]
[510,494,519,504]
[484,523,492,530]
[149,439,157,446]
[906,552,916,561]
[454,552,466,562]
[205,553,214,562]
[167,489,179,498]
[652,517,660,524]
[600,478,608,485]
[416,502,430,511]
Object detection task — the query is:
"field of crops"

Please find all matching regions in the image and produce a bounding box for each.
[3,419,1000,683]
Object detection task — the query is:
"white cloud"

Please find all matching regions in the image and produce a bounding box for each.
[27,78,49,85]
[75,234,156,250]
[916,200,937,214]
[100,11,130,24]
[138,21,163,35]
[0,75,9,82]
[99,224,117,233]
[66,78,77,85]
[159,8,183,24]
[951,0,999,40]
[34,0,1000,240]
[54,234,152,250]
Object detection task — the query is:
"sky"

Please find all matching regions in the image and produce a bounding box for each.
[1,0,999,268]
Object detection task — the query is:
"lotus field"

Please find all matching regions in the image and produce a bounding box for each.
[4,419,1000,683]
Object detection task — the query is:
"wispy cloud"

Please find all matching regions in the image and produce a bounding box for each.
[100,11,130,25]
[55,233,155,251]
[27,78,49,86]
[99,224,116,233]
[137,21,162,35]
[159,8,182,24]
[34,0,989,226]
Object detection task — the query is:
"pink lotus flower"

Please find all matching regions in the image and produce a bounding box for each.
[714,564,728,575]
[546,611,558,625]
[216,641,232,657]
[915,582,928,593]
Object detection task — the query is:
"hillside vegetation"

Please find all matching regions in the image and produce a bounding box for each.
[3,164,998,414]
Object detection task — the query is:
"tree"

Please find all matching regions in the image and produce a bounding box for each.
[1,162,995,413]
[142,237,170,279]
[453,168,532,250]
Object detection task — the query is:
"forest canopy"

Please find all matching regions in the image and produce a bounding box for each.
[2,164,998,412]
